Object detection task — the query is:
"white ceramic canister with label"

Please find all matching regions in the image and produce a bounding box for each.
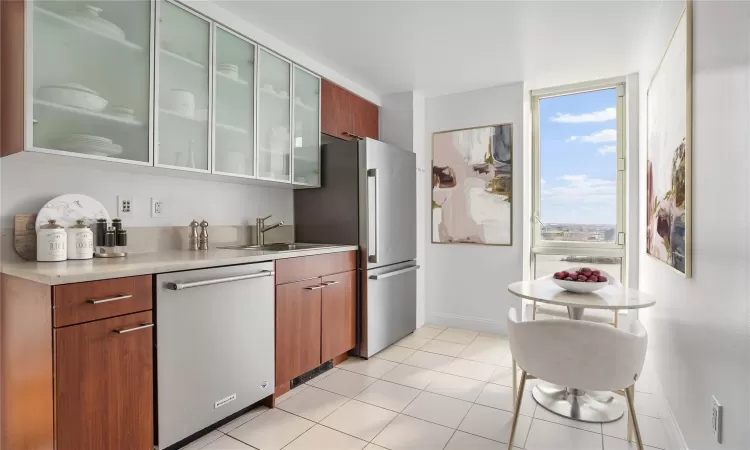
[67,220,94,260]
[37,220,67,262]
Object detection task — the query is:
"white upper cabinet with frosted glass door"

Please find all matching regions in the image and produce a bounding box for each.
[31,1,152,164]
[292,66,321,187]
[257,49,292,182]
[213,26,255,177]
[156,0,211,172]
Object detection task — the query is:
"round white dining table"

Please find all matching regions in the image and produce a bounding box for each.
[507,279,656,423]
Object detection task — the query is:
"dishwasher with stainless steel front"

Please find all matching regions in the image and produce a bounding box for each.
[156,262,275,449]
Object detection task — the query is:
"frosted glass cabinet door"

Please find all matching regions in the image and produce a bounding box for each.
[156,1,210,171]
[257,49,291,182]
[214,27,255,177]
[32,1,152,163]
[292,67,321,186]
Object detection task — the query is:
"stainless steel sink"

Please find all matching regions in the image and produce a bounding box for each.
[218,243,326,252]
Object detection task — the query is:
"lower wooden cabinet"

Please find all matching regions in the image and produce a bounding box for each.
[321,271,357,362]
[275,278,323,386]
[274,252,358,395]
[0,274,154,450]
[55,311,154,450]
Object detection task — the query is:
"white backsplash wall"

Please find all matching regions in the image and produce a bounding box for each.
[425,82,525,334]
[0,152,294,229]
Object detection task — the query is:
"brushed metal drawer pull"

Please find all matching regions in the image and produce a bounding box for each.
[114,323,154,334]
[88,294,133,305]
[322,281,340,287]
[304,284,326,290]
[343,131,364,140]
[166,270,275,290]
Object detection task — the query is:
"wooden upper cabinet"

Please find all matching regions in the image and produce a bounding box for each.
[321,271,357,362]
[55,311,154,450]
[321,79,353,140]
[351,93,379,140]
[321,79,378,141]
[275,278,323,386]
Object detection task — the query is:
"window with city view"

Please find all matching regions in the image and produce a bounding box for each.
[538,88,619,244]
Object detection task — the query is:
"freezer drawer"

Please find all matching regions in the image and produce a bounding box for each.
[361,261,418,357]
[156,262,275,449]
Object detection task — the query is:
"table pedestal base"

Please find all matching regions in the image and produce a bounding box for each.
[532,383,624,423]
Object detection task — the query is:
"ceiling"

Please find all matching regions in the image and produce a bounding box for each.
[217,1,663,98]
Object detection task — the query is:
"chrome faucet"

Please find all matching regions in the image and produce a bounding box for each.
[256,215,284,246]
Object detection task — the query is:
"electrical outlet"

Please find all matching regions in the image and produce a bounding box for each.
[151,198,164,218]
[117,196,133,218]
[712,396,722,443]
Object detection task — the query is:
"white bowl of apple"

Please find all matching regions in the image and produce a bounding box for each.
[551,267,610,293]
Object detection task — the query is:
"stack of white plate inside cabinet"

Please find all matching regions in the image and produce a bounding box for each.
[56,134,123,157]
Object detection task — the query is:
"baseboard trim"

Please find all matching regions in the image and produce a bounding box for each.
[649,368,689,450]
[427,312,507,335]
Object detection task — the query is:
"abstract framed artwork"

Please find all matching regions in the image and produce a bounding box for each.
[432,123,513,246]
[646,1,692,276]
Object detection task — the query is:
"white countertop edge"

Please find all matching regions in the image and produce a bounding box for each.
[1,245,359,286]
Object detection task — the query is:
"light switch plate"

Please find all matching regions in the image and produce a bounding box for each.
[712,396,722,443]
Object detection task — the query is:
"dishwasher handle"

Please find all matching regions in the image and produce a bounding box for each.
[166,270,274,290]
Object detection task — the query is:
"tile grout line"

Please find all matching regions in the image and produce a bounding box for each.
[225,326,658,450]
[222,433,260,450]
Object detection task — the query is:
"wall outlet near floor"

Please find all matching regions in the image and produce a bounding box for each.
[150,198,164,218]
[116,195,133,218]
[712,395,722,443]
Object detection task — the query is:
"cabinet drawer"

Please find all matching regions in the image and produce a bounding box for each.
[53,275,152,327]
[275,251,356,285]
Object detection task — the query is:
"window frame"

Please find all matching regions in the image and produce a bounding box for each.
[530,77,627,280]
[531,77,626,253]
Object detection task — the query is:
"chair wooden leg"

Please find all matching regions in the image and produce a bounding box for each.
[512,359,518,404]
[627,385,635,442]
[507,370,527,450]
[625,385,644,450]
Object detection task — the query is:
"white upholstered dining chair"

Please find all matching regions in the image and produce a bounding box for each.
[511,270,624,406]
[506,308,648,450]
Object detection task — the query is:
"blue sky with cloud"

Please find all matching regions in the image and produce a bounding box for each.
[539,88,617,225]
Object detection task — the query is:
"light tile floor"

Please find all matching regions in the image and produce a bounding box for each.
[182,324,670,450]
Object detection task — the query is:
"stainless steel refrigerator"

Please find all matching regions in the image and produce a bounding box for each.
[295,138,417,358]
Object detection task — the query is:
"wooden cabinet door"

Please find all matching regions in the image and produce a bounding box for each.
[351,94,379,140]
[55,311,153,450]
[321,271,357,362]
[321,79,354,140]
[276,278,322,386]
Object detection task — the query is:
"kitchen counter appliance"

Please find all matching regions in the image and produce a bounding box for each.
[295,138,417,358]
[156,262,275,448]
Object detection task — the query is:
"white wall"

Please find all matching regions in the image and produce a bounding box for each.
[425,82,524,334]
[638,2,750,449]
[0,152,293,228]
[379,91,427,327]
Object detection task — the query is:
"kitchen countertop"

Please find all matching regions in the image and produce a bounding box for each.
[0,244,358,285]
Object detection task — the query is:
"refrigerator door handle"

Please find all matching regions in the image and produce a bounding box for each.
[367,168,379,263]
[369,265,420,280]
